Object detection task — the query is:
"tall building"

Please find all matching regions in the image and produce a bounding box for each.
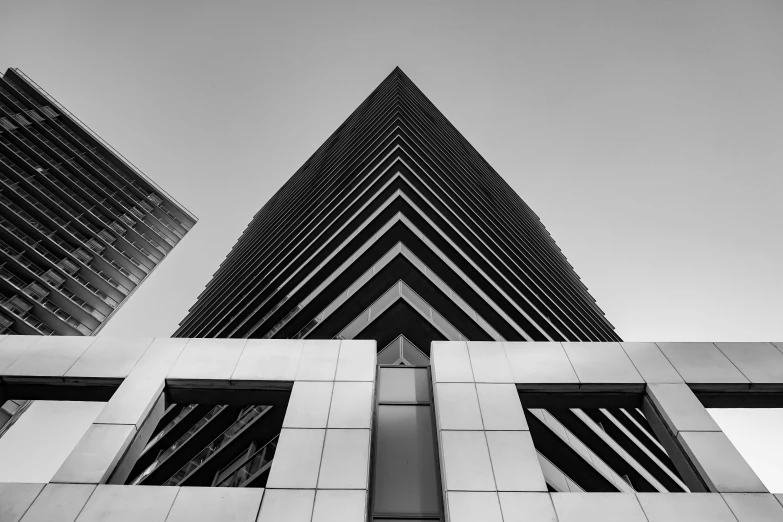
[0,68,775,522]
[141,67,690,502]
[0,68,196,429]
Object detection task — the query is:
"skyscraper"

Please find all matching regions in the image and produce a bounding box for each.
[0,68,196,429]
[154,68,692,498]
[176,67,617,344]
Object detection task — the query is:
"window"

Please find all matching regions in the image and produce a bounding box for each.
[121,385,290,489]
[371,366,442,520]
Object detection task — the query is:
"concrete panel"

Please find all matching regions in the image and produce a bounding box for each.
[295,340,340,381]
[447,492,503,522]
[498,492,558,522]
[0,483,44,522]
[93,374,164,427]
[311,490,366,522]
[637,493,738,522]
[51,424,136,484]
[282,381,333,429]
[66,337,152,378]
[256,489,315,522]
[5,336,95,377]
[435,383,483,430]
[130,338,188,377]
[265,428,325,489]
[431,341,474,383]
[485,431,546,491]
[165,486,264,522]
[327,381,373,429]
[467,341,513,383]
[678,431,768,493]
[722,493,783,522]
[440,430,496,491]
[657,343,748,384]
[317,429,370,489]
[562,342,642,383]
[20,483,95,522]
[715,342,783,383]
[647,383,720,435]
[92,338,184,427]
[334,340,375,382]
[620,342,683,383]
[504,342,577,383]
[231,339,302,382]
[551,493,647,522]
[0,335,41,374]
[475,383,528,431]
[74,485,177,522]
[167,338,246,382]
[0,401,104,483]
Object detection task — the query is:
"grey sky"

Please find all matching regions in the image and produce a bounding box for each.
[1,0,782,488]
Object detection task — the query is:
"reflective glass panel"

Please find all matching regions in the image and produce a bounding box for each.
[379,367,429,402]
[373,405,439,515]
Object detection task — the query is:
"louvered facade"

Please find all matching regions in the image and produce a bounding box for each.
[170,68,688,495]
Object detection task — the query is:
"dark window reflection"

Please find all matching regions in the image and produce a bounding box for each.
[373,404,440,515]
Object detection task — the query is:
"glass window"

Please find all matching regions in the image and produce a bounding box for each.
[379,367,430,403]
[373,405,439,516]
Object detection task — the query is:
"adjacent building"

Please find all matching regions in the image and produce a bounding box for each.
[0,67,196,431]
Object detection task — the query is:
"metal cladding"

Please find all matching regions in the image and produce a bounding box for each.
[1,337,781,522]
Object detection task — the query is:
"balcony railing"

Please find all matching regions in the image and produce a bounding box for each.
[0,193,138,287]
[9,68,197,222]
[143,404,197,455]
[162,405,271,487]
[131,405,226,485]
[0,295,54,335]
[214,435,278,488]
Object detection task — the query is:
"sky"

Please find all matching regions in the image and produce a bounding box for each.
[1,0,782,489]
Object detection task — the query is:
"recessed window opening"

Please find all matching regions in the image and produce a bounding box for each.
[520,390,692,494]
[370,366,443,521]
[122,386,290,488]
[525,406,689,493]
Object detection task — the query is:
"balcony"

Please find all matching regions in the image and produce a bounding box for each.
[131,405,227,485]
[213,435,278,488]
[163,405,272,487]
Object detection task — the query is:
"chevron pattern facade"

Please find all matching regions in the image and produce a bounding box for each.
[168,68,686,495]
